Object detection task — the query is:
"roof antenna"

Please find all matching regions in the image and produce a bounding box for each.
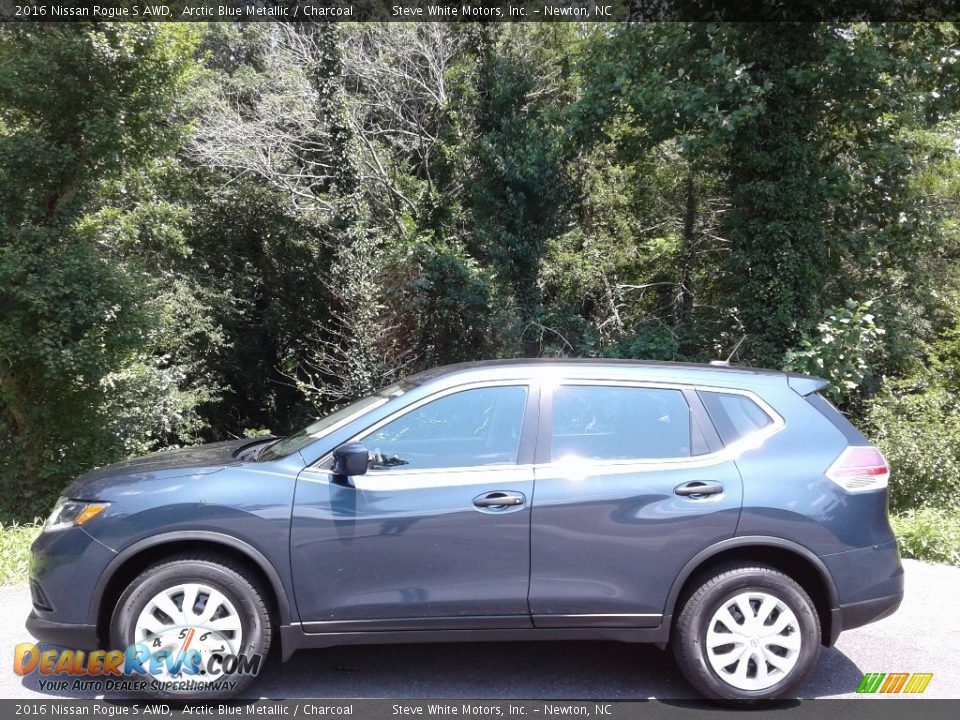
[710,334,747,367]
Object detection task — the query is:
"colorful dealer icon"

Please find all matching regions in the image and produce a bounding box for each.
[857,673,933,694]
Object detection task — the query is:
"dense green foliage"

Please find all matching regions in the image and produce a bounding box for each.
[0,521,41,585]
[785,300,886,404]
[0,25,216,515]
[891,508,960,566]
[2,22,960,562]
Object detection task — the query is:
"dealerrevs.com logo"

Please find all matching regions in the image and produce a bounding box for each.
[857,672,934,694]
[14,625,263,694]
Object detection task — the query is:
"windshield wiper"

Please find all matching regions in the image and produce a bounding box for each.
[252,437,283,461]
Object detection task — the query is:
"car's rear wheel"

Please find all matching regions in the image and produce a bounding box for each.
[110,554,271,699]
[672,563,820,701]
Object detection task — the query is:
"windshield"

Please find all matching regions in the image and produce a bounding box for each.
[258,383,408,461]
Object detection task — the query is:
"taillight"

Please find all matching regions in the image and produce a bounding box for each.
[826,446,890,493]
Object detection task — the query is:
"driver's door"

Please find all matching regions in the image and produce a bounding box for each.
[290,383,537,631]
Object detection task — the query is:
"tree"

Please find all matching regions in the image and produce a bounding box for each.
[0,24,204,517]
[467,25,578,355]
[574,22,960,367]
[190,24,408,408]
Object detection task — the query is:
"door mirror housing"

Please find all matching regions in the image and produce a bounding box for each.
[331,442,370,478]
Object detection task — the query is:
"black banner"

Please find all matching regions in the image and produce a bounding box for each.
[3,0,960,23]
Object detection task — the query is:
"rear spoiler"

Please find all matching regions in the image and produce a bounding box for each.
[787,373,830,396]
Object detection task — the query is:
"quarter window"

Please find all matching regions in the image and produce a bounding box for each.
[699,391,773,444]
[551,385,692,461]
[364,385,528,471]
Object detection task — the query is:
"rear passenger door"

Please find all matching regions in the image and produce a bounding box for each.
[529,382,744,627]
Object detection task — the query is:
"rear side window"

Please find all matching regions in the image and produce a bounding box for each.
[551,385,691,461]
[700,391,773,445]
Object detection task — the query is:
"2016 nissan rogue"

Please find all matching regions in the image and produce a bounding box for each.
[27,359,903,701]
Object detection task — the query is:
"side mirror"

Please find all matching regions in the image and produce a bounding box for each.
[331,442,370,478]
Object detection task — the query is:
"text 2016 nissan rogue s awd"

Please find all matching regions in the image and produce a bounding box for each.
[26,359,903,700]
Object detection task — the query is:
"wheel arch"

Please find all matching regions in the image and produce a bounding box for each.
[92,531,293,647]
[663,536,840,646]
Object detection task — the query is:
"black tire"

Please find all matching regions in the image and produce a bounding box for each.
[672,563,820,702]
[110,553,272,700]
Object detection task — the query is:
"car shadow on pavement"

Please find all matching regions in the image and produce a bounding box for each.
[18,641,865,700]
[17,642,105,699]
[801,646,867,698]
[254,641,693,699]
[254,641,866,700]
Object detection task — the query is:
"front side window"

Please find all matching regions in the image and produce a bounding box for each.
[551,385,691,461]
[259,383,408,461]
[364,385,528,471]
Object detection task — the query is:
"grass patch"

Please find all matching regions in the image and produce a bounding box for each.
[0,521,41,585]
[891,507,960,566]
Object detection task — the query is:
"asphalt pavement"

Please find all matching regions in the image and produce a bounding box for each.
[1,559,957,700]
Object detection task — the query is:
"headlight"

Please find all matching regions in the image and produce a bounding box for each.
[43,498,110,532]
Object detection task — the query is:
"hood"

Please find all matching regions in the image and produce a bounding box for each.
[63,439,256,500]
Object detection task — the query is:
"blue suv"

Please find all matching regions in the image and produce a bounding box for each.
[27,360,903,700]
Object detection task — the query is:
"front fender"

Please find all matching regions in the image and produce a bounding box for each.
[90,529,295,627]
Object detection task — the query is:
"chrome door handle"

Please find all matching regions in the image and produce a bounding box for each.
[473,491,525,509]
[674,481,724,498]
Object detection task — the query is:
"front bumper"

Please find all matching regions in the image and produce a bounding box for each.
[25,526,116,648]
[25,612,99,650]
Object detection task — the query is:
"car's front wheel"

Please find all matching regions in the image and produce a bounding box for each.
[672,563,820,701]
[110,553,272,699]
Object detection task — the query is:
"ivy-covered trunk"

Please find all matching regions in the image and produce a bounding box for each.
[723,23,834,366]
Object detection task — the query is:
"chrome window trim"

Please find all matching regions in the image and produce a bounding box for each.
[696,385,782,438]
[306,380,533,478]
[538,381,784,473]
[305,464,535,491]
[302,378,784,485]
